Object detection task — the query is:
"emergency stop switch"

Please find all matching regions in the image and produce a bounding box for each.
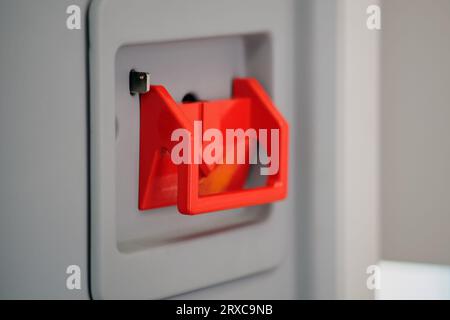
[138,78,288,215]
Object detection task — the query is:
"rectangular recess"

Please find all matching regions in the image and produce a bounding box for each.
[115,35,272,250]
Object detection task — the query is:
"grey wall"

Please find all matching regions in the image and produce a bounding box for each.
[381,0,450,266]
[295,0,339,299]
[0,0,90,298]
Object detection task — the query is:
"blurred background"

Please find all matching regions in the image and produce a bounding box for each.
[377,0,450,299]
[296,0,450,299]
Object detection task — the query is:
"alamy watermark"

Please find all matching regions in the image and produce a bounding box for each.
[170,121,280,176]
[366,264,381,290]
[66,265,81,290]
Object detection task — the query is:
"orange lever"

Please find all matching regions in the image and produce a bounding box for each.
[138,78,288,215]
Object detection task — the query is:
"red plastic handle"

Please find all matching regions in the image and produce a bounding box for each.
[139,78,288,215]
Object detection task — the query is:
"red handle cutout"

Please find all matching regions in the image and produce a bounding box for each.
[139,78,288,215]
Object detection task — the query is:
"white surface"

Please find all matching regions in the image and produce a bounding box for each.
[89,0,295,299]
[293,0,381,299]
[335,0,380,299]
[377,260,450,300]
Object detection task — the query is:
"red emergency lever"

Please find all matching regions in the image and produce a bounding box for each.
[139,78,288,215]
